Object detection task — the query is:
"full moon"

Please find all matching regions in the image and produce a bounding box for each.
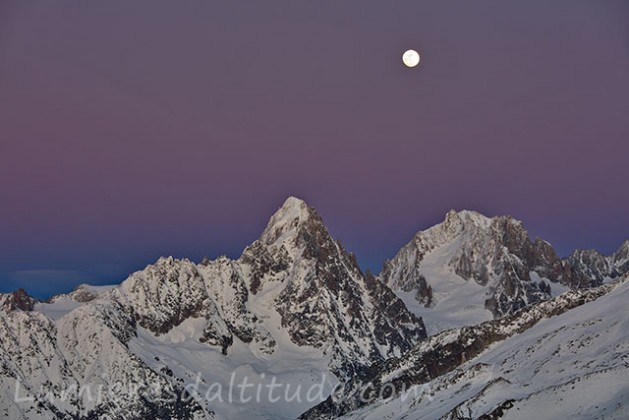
[402,49,420,68]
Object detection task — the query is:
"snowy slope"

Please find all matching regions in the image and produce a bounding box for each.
[129,317,336,420]
[303,276,629,420]
[393,238,493,336]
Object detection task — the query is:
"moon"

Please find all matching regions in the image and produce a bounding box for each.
[402,49,420,68]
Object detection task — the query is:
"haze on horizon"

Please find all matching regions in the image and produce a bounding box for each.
[1,0,628,298]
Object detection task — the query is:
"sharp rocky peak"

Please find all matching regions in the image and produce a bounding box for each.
[96,197,427,376]
[563,239,629,284]
[258,196,325,246]
[1,288,37,312]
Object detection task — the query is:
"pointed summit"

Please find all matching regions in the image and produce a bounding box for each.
[269,196,313,225]
[237,196,427,375]
[443,209,463,232]
[241,196,336,293]
[282,195,308,208]
[259,196,325,246]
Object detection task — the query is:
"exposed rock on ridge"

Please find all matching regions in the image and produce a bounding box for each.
[379,210,605,319]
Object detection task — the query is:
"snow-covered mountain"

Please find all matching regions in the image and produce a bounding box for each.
[0,197,426,420]
[114,197,426,377]
[1,288,206,419]
[301,275,629,420]
[0,199,626,419]
[379,210,626,335]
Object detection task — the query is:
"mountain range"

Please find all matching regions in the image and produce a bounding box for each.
[1,197,627,419]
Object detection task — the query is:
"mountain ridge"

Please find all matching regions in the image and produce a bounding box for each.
[0,197,427,419]
[300,274,629,419]
[378,208,627,334]
[1,197,627,419]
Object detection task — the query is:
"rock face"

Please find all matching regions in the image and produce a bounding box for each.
[1,289,37,312]
[116,257,236,354]
[0,197,426,419]
[564,240,629,284]
[236,197,426,375]
[113,197,426,375]
[380,210,596,319]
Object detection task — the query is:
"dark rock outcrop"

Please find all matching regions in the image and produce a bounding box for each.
[1,288,37,312]
[564,240,629,285]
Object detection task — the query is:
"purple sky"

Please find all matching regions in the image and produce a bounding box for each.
[1,1,628,298]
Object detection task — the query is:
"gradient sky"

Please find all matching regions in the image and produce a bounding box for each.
[1,1,628,298]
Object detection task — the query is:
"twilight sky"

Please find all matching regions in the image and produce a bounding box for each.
[1,1,628,298]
